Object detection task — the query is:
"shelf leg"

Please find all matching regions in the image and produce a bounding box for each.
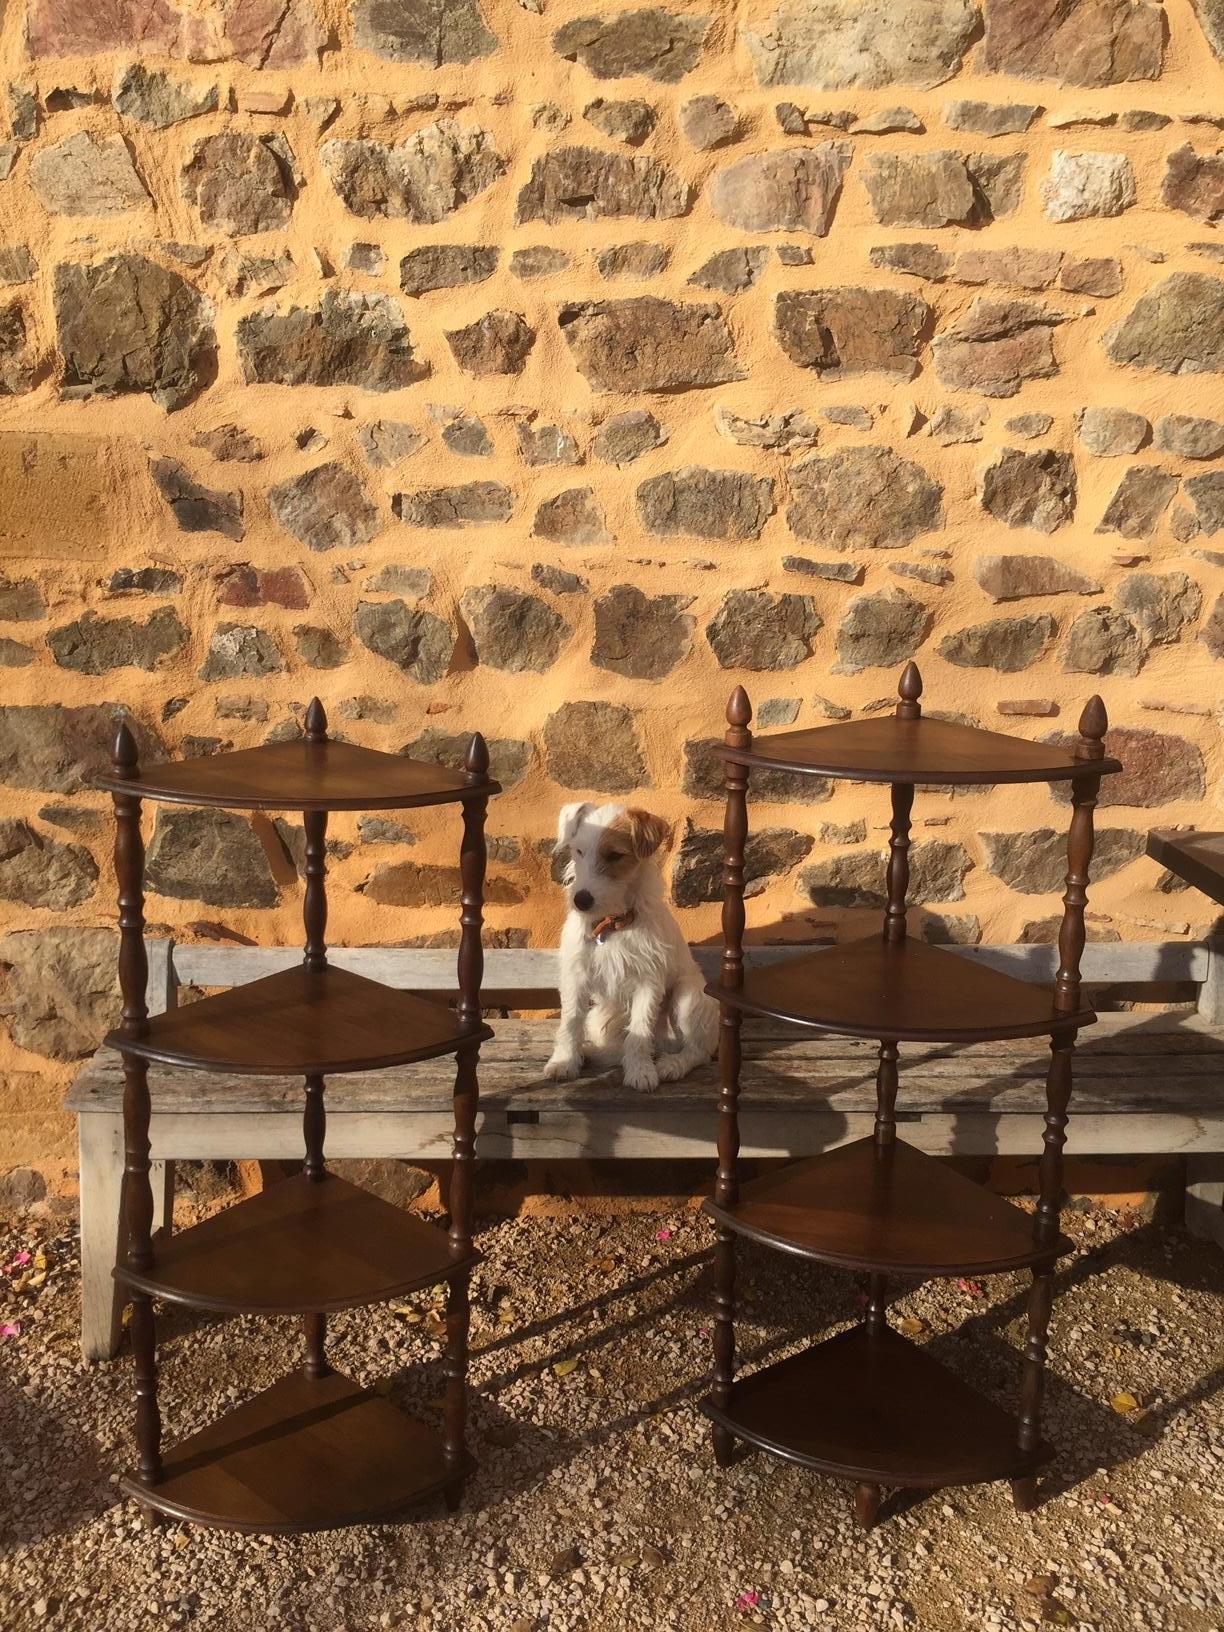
[129,1292,162,1487]
[854,1481,883,1530]
[303,1313,328,1379]
[303,1074,326,1182]
[1014,1034,1075,1513]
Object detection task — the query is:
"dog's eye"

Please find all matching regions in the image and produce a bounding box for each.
[573,847,584,858]
[605,851,624,863]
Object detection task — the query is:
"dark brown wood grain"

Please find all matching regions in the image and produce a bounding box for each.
[1146,828,1224,906]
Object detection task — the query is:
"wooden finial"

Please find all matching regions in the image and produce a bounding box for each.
[896,662,922,720]
[304,697,328,744]
[1076,694,1107,760]
[726,686,752,729]
[725,686,752,752]
[464,731,490,783]
[112,712,139,779]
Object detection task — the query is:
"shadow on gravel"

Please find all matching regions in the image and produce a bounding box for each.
[0,1372,113,1557]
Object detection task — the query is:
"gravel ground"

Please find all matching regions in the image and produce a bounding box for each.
[0,1191,1221,1632]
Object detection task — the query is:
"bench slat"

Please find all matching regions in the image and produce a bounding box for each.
[67,1013,1224,1119]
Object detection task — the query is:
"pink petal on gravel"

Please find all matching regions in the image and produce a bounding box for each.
[0,1322,21,1338]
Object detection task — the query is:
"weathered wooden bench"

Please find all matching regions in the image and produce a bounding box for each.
[68,937,1224,1361]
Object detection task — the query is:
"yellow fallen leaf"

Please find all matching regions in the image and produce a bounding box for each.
[898,1315,925,1337]
[1111,1390,1140,1414]
[553,1357,580,1377]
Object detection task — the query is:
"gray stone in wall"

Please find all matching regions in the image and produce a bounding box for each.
[533,487,610,543]
[706,590,821,670]
[943,99,1041,135]
[1063,607,1145,675]
[683,736,831,803]
[0,302,33,396]
[0,705,164,794]
[1105,274,1224,375]
[47,608,187,674]
[146,807,279,908]
[553,9,709,82]
[745,0,977,89]
[635,467,774,541]
[869,242,952,280]
[1042,150,1136,222]
[679,95,738,150]
[150,458,243,540]
[1154,414,1224,459]
[199,623,284,680]
[1185,472,1224,534]
[399,244,498,296]
[716,406,820,449]
[403,728,530,788]
[973,554,1101,601]
[396,482,513,527]
[181,132,297,235]
[460,585,570,674]
[583,98,657,144]
[710,144,850,234]
[238,290,426,390]
[689,247,768,293]
[1076,406,1148,456]
[322,121,505,222]
[0,819,98,909]
[558,298,742,392]
[800,841,972,908]
[544,702,649,792]
[353,0,497,63]
[979,448,1076,533]
[516,146,688,224]
[113,64,218,128]
[55,254,215,411]
[593,410,667,463]
[1095,466,1179,539]
[982,827,1144,893]
[30,131,148,215]
[835,589,931,673]
[1115,571,1202,645]
[774,286,929,380]
[0,927,119,1061]
[269,463,382,551]
[787,446,943,549]
[981,0,1163,86]
[355,600,454,683]
[673,823,812,907]
[939,615,1056,672]
[592,585,694,680]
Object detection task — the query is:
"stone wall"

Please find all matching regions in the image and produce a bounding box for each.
[0,0,1223,1192]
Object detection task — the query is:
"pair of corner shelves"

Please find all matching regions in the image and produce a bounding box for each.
[95,701,502,1534]
[698,662,1121,1527]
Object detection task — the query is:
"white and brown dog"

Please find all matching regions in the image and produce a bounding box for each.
[544,801,719,1092]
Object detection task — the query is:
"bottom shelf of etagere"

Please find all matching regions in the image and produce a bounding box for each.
[700,1325,1048,1489]
[120,1369,469,1533]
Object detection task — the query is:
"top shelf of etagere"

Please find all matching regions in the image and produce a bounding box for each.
[93,699,501,812]
[716,664,1122,788]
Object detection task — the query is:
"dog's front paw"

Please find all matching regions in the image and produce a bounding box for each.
[655,1052,692,1083]
[622,1058,660,1092]
[544,1051,583,1082]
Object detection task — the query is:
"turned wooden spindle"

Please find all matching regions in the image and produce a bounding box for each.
[111,718,163,1489]
[712,688,752,1470]
[884,783,914,946]
[443,732,490,1508]
[1013,694,1107,1514]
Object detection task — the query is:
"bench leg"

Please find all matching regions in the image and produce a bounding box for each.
[79,1117,174,1362]
[79,1114,125,1363]
[1185,1155,1224,1248]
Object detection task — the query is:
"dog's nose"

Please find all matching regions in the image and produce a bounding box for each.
[573,889,594,912]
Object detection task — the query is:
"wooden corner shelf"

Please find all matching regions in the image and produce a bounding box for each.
[119,1369,468,1534]
[104,964,493,1076]
[700,1326,1049,1490]
[703,1138,1072,1276]
[114,1172,479,1315]
[97,700,498,1533]
[706,934,1095,1042]
[706,663,1119,1529]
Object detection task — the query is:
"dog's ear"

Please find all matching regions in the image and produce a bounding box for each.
[555,801,594,851]
[625,808,673,860]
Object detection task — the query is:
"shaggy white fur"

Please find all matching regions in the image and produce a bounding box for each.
[544,801,720,1092]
